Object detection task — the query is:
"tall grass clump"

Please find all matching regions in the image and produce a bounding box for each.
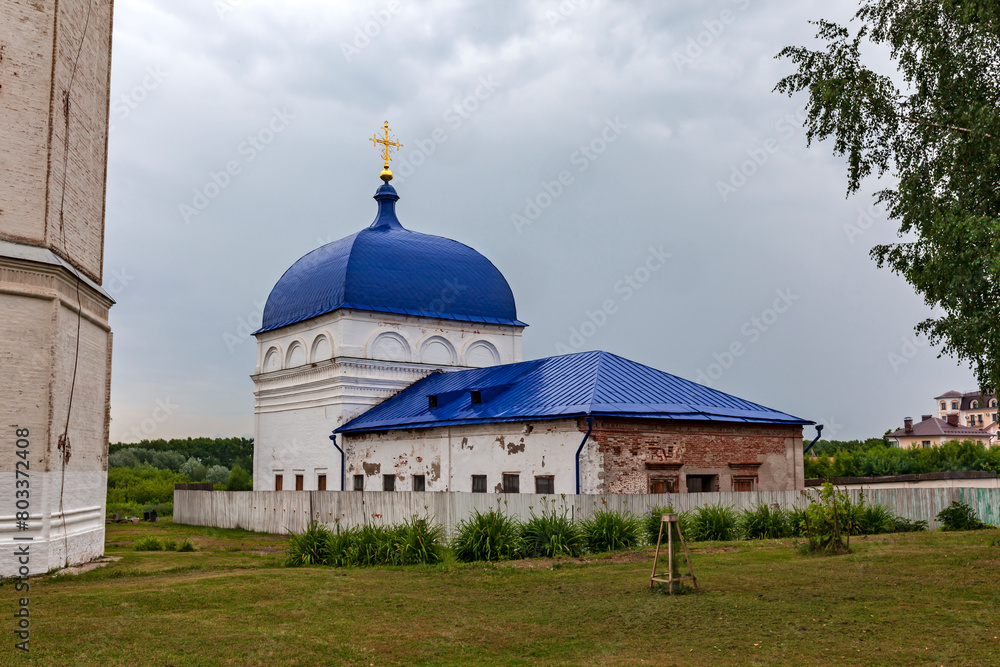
[392,517,446,565]
[687,504,738,542]
[452,508,523,562]
[286,521,333,566]
[521,506,583,558]
[133,535,163,551]
[580,509,642,553]
[738,503,792,539]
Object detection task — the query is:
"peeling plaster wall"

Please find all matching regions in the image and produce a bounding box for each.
[341,417,804,496]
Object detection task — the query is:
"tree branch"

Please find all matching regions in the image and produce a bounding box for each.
[898,113,996,140]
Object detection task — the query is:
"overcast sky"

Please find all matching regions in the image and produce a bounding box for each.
[104,0,976,444]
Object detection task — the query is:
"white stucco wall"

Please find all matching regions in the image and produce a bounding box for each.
[251,308,525,490]
[342,419,600,495]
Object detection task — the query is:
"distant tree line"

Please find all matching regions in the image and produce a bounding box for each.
[106,438,254,516]
[805,439,1000,479]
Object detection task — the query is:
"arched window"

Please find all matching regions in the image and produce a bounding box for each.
[972,400,979,409]
[952,401,959,410]
[940,401,947,411]
[991,399,997,408]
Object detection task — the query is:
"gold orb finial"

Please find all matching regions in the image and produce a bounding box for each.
[371,121,402,182]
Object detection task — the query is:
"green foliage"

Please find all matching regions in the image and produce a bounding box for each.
[285,518,446,567]
[286,522,333,566]
[107,468,188,506]
[181,457,207,482]
[775,3,1000,390]
[109,447,187,471]
[205,465,231,485]
[805,439,1000,479]
[521,505,584,558]
[109,437,254,469]
[888,516,929,533]
[133,536,163,551]
[452,508,523,562]
[226,465,253,491]
[579,509,642,553]
[807,438,888,458]
[936,501,989,531]
[162,539,177,551]
[739,503,793,539]
[177,539,196,552]
[686,504,738,542]
[800,484,852,553]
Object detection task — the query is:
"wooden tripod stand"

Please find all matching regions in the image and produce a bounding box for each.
[649,513,698,594]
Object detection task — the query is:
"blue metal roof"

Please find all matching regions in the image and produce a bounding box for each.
[257,182,525,334]
[336,350,812,433]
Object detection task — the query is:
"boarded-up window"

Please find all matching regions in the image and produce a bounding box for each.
[732,476,755,492]
[534,476,555,494]
[472,475,487,493]
[317,474,327,491]
[383,475,396,491]
[413,475,426,492]
[686,475,717,493]
[295,475,304,491]
[503,473,519,493]
[274,474,283,491]
[353,474,364,492]
[650,477,678,494]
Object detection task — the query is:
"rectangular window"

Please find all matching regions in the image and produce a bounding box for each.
[295,474,304,491]
[922,440,931,448]
[317,474,327,491]
[353,474,364,492]
[534,476,555,494]
[274,474,283,491]
[502,473,519,494]
[472,475,487,493]
[428,395,438,409]
[686,475,717,493]
[470,390,482,405]
[649,478,678,494]
[733,477,755,492]
[413,475,426,492]
[383,474,396,492]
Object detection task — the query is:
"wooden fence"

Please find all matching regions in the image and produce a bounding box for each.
[173,486,1000,536]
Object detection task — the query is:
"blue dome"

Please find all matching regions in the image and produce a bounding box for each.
[257,183,525,333]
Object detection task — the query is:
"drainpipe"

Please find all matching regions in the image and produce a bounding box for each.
[802,424,824,455]
[575,416,595,495]
[329,433,345,491]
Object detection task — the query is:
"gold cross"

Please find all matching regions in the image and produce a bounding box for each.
[371,121,402,182]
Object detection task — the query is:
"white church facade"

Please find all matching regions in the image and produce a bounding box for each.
[252,141,812,496]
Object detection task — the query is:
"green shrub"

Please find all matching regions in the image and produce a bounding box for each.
[937,501,989,531]
[787,507,808,537]
[162,539,177,551]
[888,516,928,533]
[801,483,852,553]
[286,521,333,566]
[738,503,792,539]
[133,536,163,552]
[176,539,196,552]
[205,465,231,485]
[853,502,895,535]
[580,509,642,553]
[687,504,738,542]
[452,508,523,562]
[392,517,446,565]
[226,465,253,491]
[521,506,583,558]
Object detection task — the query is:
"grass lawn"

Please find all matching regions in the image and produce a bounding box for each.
[2,520,999,666]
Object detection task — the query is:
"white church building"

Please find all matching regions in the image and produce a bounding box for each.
[251,156,812,496]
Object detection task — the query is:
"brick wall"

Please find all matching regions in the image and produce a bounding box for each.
[583,417,804,494]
